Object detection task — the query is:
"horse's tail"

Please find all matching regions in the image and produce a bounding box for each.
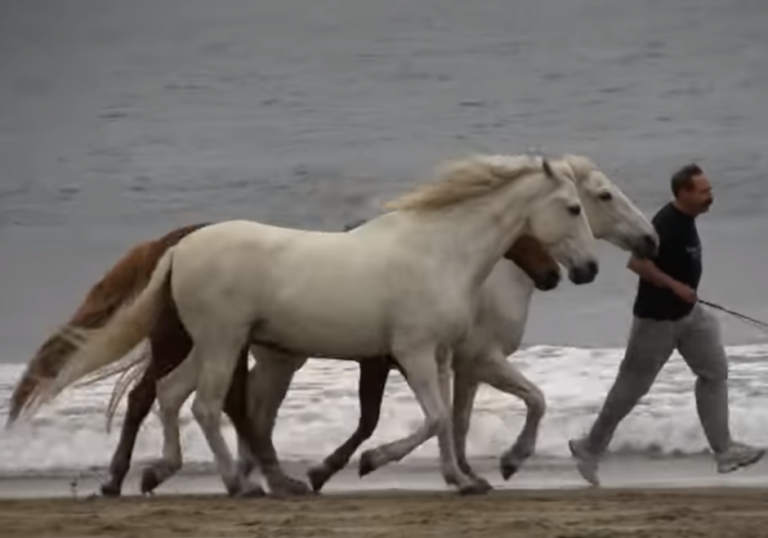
[19,246,177,420]
[102,343,153,433]
[5,223,208,429]
[6,319,119,428]
[66,339,153,433]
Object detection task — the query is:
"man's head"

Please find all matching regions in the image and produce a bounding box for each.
[671,163,713,216]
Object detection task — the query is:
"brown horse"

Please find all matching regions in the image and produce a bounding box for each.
[6,222,560,497]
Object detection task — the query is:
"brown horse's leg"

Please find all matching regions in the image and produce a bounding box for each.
[100,363,158,497]
[245,352,313,497]
[306,358,391,492]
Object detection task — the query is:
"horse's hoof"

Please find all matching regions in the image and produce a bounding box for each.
[307,464,332,493]
[500,447,531,480]
[472,476,494,492]
[232,485,266,499]
[99,481,122,498]
[458,482,490,496]
[270,477,312,497]
[140,469,161,495]
[500,460,519,480]
[358,450,382,477]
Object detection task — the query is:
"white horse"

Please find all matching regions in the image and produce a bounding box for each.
[236,154,659,494]
[446,154,658,483]
[29,153,599,496]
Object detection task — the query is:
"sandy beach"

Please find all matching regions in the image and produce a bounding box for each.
[1,457,768,537]
[2,487,768,538]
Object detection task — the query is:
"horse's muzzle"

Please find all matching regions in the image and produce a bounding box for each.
[568,261,599,285]
[633,233,659,259]
[533,268,561,291]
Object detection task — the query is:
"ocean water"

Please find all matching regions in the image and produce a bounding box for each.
[3,344,768,478]
[2,0,768,479]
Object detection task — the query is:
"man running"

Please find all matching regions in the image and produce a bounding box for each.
[569,163,765,486]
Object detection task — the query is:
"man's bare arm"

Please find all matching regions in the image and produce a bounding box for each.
[627,256,682,290]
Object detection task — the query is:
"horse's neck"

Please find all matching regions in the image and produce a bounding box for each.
[485,260,536,322]
[416,175,554,292]
[473,260,535,352]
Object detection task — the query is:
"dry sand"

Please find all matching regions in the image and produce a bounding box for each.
[2,488,768,538]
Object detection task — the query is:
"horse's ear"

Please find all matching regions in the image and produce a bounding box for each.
[542,159,555,179]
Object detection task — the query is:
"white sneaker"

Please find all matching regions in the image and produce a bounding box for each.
[568,437,600,486]
[716,441,765,474]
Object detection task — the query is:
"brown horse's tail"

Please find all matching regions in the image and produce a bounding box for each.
[5,223,207,429]
[12,245,178,422]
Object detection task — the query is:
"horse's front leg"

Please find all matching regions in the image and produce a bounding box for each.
[247,348,311,497]
[474,348,546,479]
[451,368,493,491]
[435,347,489,493]
[358,344,487,496]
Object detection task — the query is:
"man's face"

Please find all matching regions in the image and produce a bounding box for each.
[682,174,713,214]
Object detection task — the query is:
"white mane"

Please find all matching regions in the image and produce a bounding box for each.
[382,154,550,212]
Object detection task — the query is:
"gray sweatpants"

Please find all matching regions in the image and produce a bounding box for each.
[585,303,731,455]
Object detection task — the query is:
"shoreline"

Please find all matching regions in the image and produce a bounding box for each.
[3,487,768,537]
[2,452,767,499]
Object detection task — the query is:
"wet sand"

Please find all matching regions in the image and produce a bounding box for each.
[2,487,768,538]
[3,456,768,537]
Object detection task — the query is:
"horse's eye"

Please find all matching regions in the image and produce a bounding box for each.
[598,191,613,201]
[568,204,581,216]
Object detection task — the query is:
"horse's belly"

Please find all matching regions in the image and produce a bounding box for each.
[253,301,389,359]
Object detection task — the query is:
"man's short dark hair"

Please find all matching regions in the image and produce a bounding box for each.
[671,163,703,197]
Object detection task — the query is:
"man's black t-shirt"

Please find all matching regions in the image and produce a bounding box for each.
[632,202,702,320]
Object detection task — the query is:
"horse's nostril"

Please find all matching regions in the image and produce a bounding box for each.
[569,261,599,285]
[544,271,560,289]
[643,234,657,250]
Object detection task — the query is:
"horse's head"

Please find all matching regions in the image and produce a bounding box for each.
[525,159,599,285]
[562,155,658,259]
[504,235,561,291]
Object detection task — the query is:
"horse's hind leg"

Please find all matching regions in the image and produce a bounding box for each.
[246,348,310,496]
[100,364,156,497]
[307,357,391,492]
[222,347,265,496]
[140,348,198,495]
[190,329,260,497]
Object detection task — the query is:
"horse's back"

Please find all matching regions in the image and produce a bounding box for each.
[167,219,401,356]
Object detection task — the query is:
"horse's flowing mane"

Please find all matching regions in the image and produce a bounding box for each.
[560,154,597,182]
[382,154,549,212]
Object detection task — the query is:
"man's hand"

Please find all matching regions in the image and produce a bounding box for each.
[670,281,697,304]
